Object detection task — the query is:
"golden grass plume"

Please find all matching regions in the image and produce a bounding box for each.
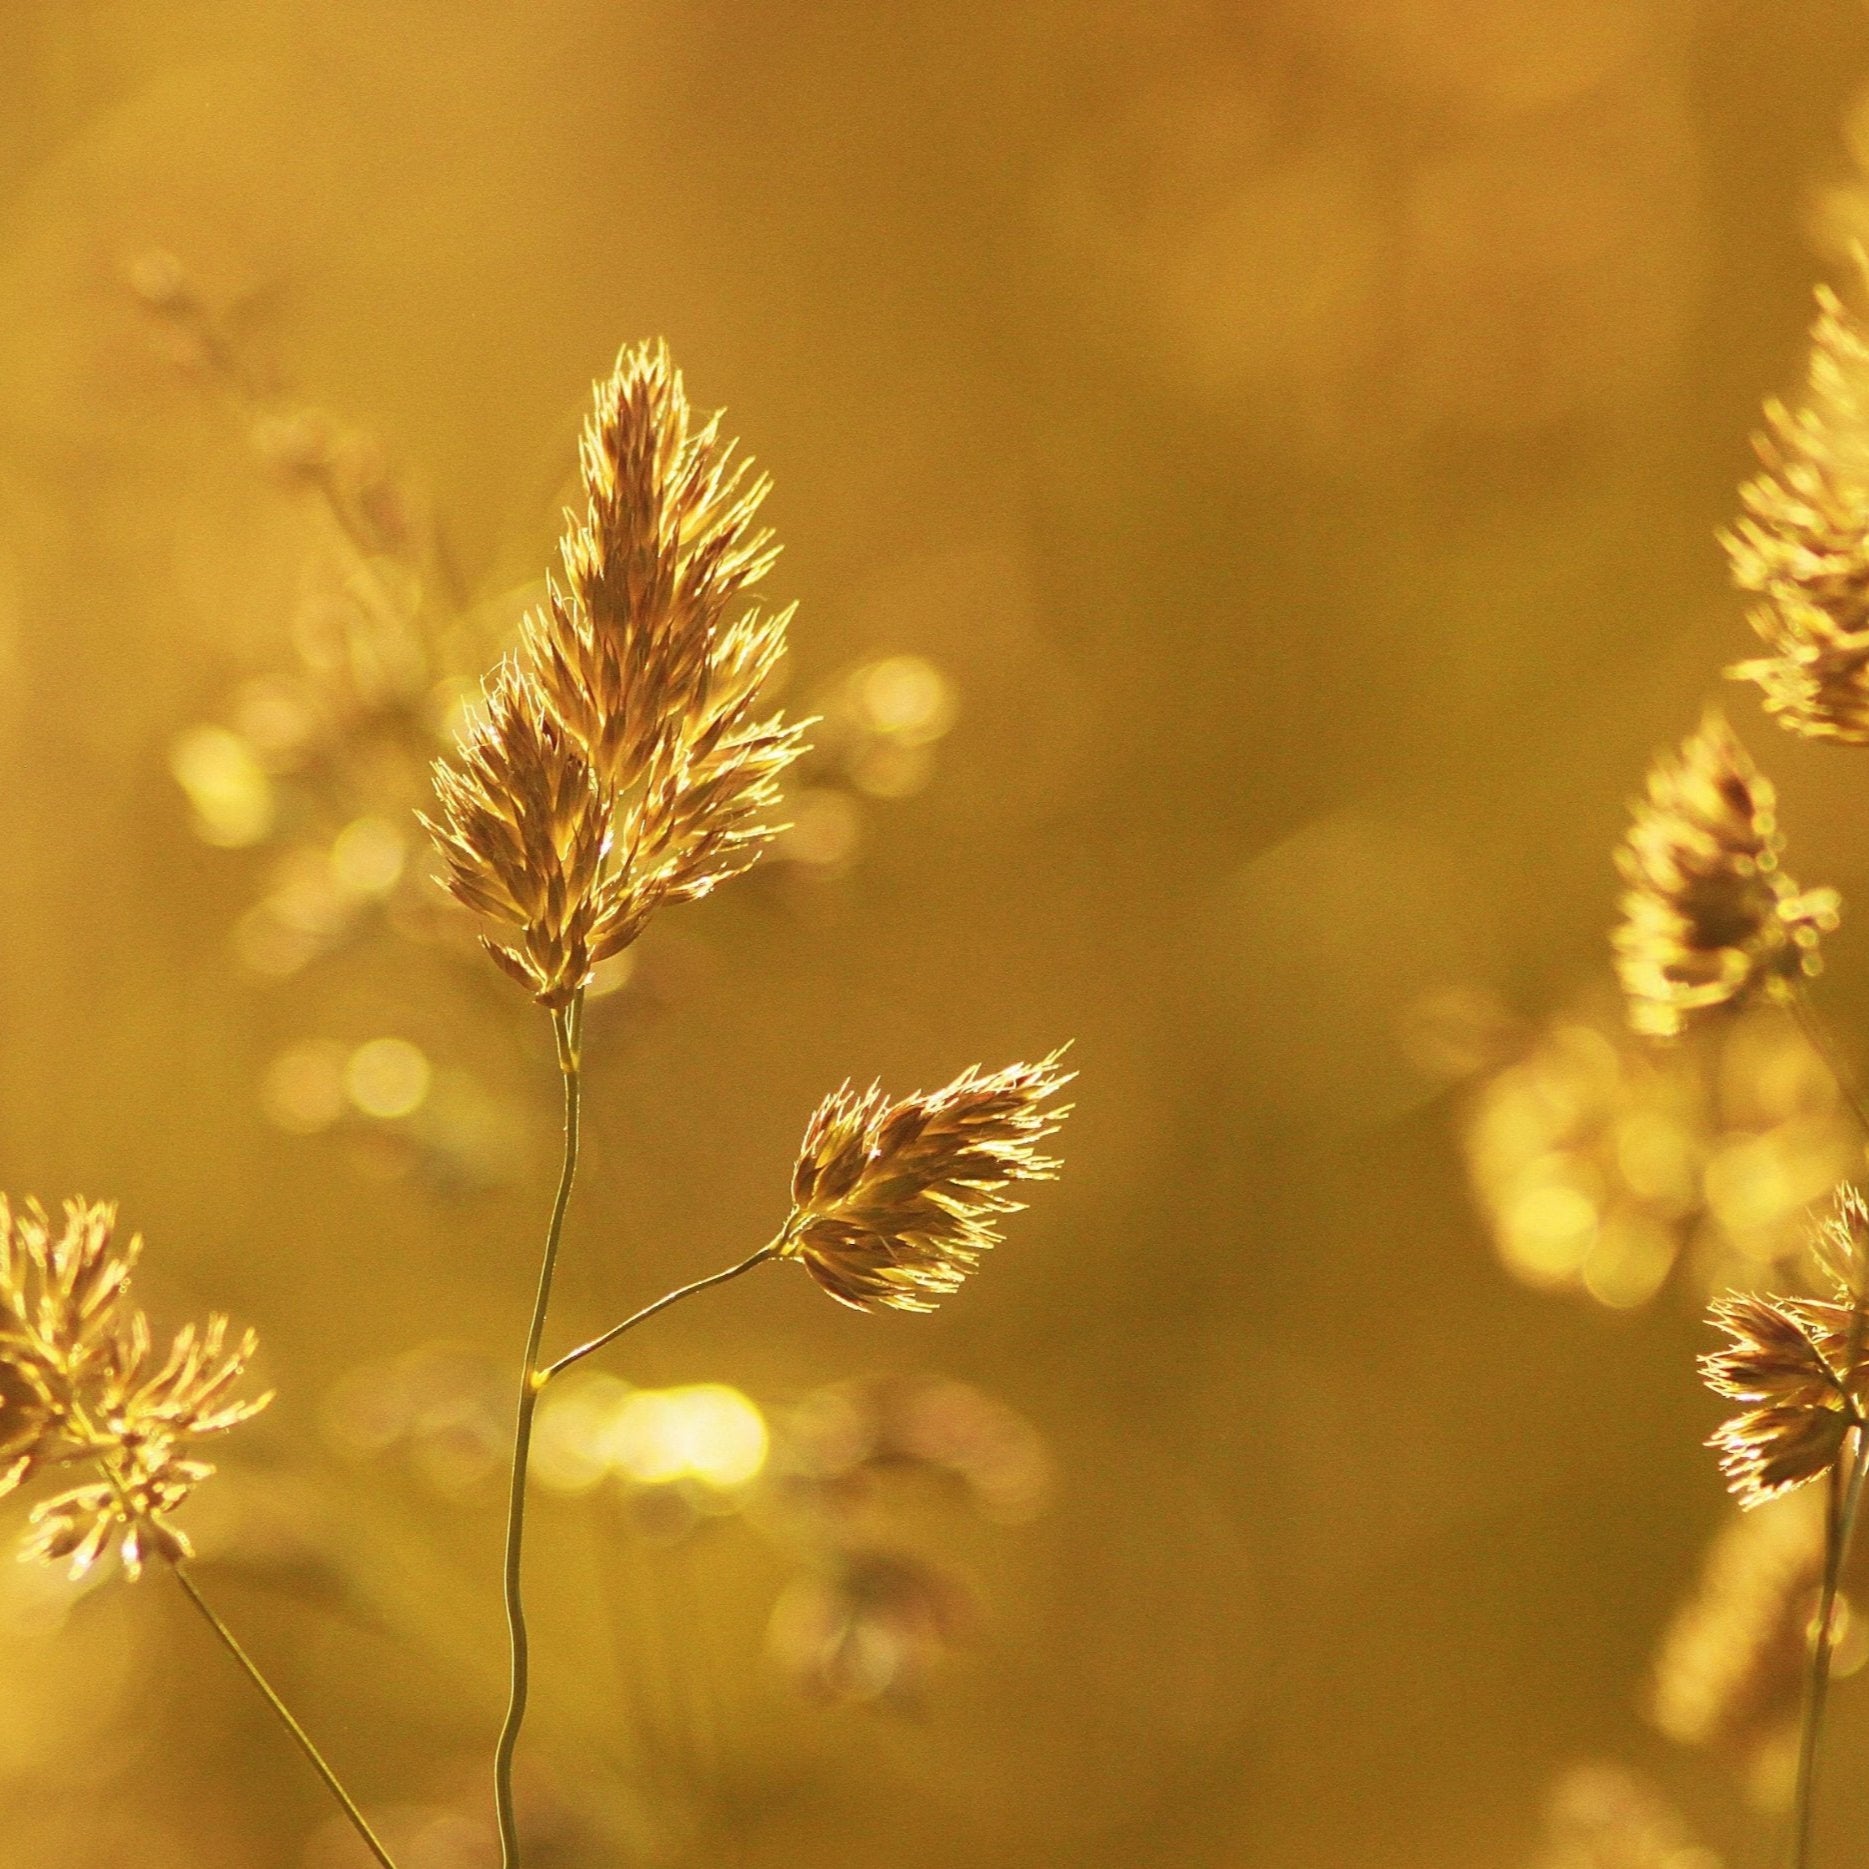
[428,341,807,1007]
[777,1051,1075,1312]
[1701,1186,1869,1508]
[1612,713,1838,1039]
[0,1196,269,1577]
[1728,285,1869,742]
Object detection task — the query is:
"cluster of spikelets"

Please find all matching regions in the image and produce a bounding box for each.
[777,1053,1074,1312]
[1608,286,1869,1042]
[1727,284,1869,743]
[1701,1186,1869,1509]
[1612,713,1839,1039]
[0,1196,268,1577]
[426,341,806,1009]
[428,342,1072,1314]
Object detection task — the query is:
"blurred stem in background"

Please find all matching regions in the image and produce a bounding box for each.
[1790,988,1869,1869]
[1793,992,1869,1139]
[1795,1426,1869,1869]
[173,1564,401,1869]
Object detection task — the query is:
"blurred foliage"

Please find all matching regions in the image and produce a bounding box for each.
[12,2,1869,1867]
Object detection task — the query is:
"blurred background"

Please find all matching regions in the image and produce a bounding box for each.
[8,2,1869,1865]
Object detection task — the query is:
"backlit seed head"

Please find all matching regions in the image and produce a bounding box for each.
[1727,285,1869,743]
[0,1196,270,1579]
[430,343,808,1002]
[1702,1290,1857,1507]
[777,1051,1073,1313]
[1612,714,1838,1038]
[425,659,619,1009]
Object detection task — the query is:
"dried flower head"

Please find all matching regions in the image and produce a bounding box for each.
[1727,285,1869,742]
[1812,1180,1869,1303]
[0,1196,269,1578]
[1701,1187,1869,1509]
[777,1052,1073,1312]
[429,343,807,1005]
[525,344,805,895]
[526,340,784,789]
[424,659,623,1008]
[1612,714,1839,1038]
[1703,1293,1853,1506]
[1705,1305,1857,1498]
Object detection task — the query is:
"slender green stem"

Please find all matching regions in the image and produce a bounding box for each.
[172,1563,399,1869]
[1793,1427,1869,1869]
[493,994,584,1869]
[539,1244,778,1387]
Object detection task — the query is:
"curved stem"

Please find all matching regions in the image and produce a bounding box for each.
[1792,991,1869,1141]
[172,1563,399,1869]
[1793,1428,1869,1869]
[539,1245,779,1387]
[493,995,584,1869]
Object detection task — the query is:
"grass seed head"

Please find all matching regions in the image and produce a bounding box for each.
[432,342,807,1000]
[0,1196,269,1578]
[1612,713,1838,1039]
[1702,1290,1857,1507]
[425,658,619,1008]
[777,1051,1074,1313]
[1727,286,1869,743]
[524,342,806,901]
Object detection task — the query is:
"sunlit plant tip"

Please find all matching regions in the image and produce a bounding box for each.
[777,1050,1075,1313]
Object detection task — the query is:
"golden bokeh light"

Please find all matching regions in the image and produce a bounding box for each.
[13,5,1869,1867]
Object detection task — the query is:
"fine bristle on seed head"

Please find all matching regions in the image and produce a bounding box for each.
[1727,284,1869,743]
[1611,713,1839,1039]
[0,1195,268,1580]
[777,1050,1075,1313]
[430,343,808,1002]
[424,657,618,1009]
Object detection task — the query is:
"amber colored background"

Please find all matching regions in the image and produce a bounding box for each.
[8,3,1869,1866]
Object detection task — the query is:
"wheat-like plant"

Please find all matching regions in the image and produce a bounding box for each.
[424,341,1072,1869]
[1616,279,1869,1869]
[0,339,1073,1869]
[0,1195,401,1866]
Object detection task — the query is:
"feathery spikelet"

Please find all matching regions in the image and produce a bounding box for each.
[0,1196,269,1577]
[1702,1292,1853,1505]
[424,658,622,1009]
[429,343,807,1004]
[1612,714,1839,1039]
[1813,1179,1869,1302]
[524,343,806,887]
[1700,1186,1869,1508]
[526,341,782,785]
[1727,285,1869,742]
[776,1052,1074,1313]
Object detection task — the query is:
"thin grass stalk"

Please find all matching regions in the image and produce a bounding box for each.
[1793,1428,1869,1869]
[493,990,584,1869]
[1787,995,1869,1869]
[539,1245,777,1385]
[172,1563,399,1869]
[1793,990,1869,1139]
